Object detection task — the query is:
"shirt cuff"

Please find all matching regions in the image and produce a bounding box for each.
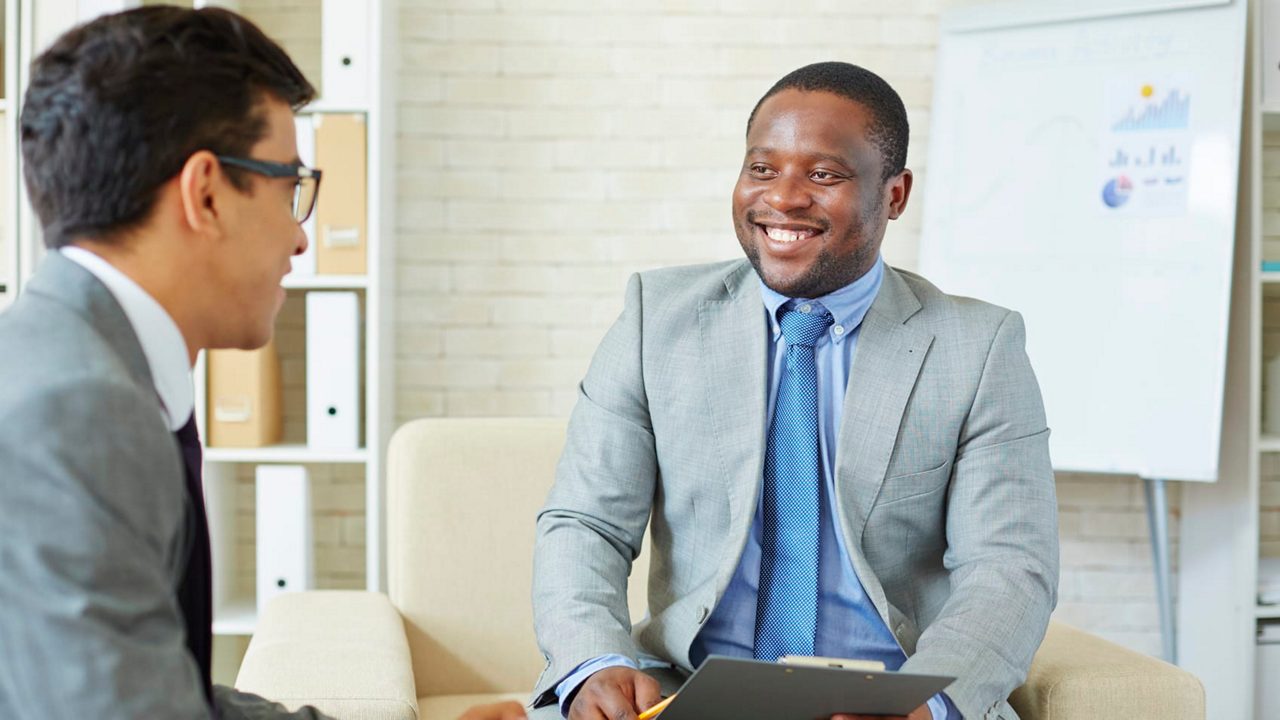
[928,692,961,720]
[554,654,638,717]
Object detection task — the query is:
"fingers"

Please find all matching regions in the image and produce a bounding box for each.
[568,667,648,720]
[599,671,642,720]
[632,672,663,712]
[598,690,641,720]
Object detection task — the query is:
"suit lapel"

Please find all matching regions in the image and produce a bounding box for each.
[698,262,768,594]
[833,267,934,618]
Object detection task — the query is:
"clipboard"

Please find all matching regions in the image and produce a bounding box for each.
[655,656,954,720]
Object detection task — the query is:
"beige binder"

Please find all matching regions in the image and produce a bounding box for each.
[206,338,283,448]
[313,113,367,275]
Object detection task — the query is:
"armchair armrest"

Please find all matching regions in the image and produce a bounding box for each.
[235,591,418,720]
[1010,621,1204,720]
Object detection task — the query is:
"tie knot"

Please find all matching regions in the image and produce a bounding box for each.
[778,305,833,348]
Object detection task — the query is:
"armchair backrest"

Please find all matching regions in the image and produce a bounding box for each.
[387,417,650,698]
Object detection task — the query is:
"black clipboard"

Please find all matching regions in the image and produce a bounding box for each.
[657,656,954,720]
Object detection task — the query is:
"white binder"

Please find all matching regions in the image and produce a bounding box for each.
[255,465,313,615]
[291,115,317,277]
[321,0,370,107]
[306,291,360,450]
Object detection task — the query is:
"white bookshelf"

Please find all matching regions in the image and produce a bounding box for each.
[211,598,257,636]
[1178,3,1278,717]
[4,0,180,299]
[0,0,395,639]
[193,0,397,637]
[204,445,370,465]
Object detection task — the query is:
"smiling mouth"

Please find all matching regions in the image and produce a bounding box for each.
[757,223,822,244]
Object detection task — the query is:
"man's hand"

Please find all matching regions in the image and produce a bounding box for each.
[568,666,663,720]
[457,701,527,720]
[831,704,931,720]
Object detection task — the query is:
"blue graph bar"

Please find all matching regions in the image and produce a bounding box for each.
[1113,90,1190,132]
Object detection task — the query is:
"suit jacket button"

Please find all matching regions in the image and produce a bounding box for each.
[697,606,709,623]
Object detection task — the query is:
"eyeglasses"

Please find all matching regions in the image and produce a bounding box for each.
[215,155,323,223]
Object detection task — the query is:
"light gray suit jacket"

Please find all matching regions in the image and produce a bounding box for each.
[532,260,1059,720]
[0,253,326,719]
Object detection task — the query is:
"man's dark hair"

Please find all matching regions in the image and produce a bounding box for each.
[747,61,909,183]
[20,6,316,248]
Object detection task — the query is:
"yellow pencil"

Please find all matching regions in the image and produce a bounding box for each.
[637,694,677,720]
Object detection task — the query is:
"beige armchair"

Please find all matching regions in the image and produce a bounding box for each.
[235,418,1205,720]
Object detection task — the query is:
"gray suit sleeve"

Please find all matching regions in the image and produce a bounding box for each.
[212,686,330,720]
[531,273,655,704]
[899,311,1060,720]
[0,379,331,720]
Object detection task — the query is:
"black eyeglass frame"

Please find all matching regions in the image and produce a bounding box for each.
[215,155,323,223]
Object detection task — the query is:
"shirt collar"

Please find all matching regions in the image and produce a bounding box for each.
[60,246,194,431]
[759,255,886,345]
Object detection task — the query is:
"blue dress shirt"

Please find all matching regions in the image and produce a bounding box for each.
[555,257,956,719]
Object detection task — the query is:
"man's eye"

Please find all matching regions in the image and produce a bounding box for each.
[812,170,840,181]
[749,164,774,176]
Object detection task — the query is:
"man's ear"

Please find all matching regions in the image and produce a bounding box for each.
[885,168,913,220]
[178,150,224,235]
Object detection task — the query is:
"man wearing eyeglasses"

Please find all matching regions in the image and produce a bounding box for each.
[0,8,326,719]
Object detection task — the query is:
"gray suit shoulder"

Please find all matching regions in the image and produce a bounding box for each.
[0,290,143,415]
[628,259,751,323]
[634,259,745,298]
[893,266,1017,337]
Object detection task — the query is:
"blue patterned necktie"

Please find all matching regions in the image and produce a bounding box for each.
[754,303,833,662]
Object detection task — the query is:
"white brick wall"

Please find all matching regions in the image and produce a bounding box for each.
[1262,133,1280,563]
[1264,141,1280,261]
[1054,473,1180,657]
[391,2,942,426]
[235,0,1204,658]
[386,0,1181,655]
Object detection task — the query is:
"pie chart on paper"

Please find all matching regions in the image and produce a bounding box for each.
[1102,175,1133,208]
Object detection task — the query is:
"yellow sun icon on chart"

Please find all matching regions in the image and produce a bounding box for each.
[1141,84,1155,98]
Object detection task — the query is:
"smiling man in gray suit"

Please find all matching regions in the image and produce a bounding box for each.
[0,8,327,719]
[531,62,1059,720]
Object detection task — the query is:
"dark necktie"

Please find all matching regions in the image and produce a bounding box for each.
[174,413,214,704]
[754,304,833,661]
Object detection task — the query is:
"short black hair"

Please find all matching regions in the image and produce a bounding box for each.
[20,6,316,248]
[747,62,909,183]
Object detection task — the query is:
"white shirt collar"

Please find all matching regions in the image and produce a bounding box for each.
[60,246,194,431]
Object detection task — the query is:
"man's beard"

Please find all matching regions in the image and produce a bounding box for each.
[735,207,881,298]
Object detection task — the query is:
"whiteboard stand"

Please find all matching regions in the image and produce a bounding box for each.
[1144,477,1176,664]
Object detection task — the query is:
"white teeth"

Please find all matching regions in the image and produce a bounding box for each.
[764,226,816,243]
